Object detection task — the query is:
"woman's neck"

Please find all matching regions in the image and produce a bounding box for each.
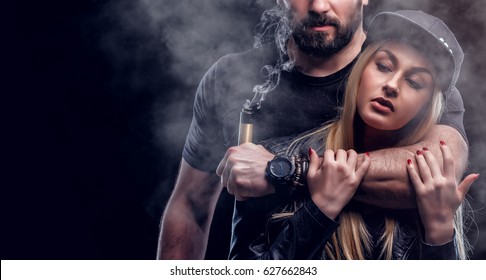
[358,125,400,152]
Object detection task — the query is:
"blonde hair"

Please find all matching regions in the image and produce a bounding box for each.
[279,40,469,259]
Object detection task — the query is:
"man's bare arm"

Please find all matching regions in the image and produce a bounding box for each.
[157,159,222,259]
[354,125,469,209]
[217,125,468,209]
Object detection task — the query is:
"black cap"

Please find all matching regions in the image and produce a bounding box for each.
[365,10,464,97]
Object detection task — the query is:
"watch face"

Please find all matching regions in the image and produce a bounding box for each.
[270,157,292,178]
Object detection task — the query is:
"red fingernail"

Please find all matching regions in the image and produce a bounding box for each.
[366,152,370,157]
[416,150,423,156]
[422,147,429,151]
[309,147,312,156]
[407,159,412,165]
[440,140,446,146]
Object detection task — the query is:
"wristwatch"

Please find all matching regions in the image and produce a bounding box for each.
[266,155,295,187]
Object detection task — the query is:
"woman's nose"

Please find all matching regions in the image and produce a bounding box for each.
[383,85,398,98]
[382,74,400,97]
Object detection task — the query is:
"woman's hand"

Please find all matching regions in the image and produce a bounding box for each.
[406,141,479,245]
[307,148,371,220]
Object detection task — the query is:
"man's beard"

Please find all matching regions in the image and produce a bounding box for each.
[291,11,361,58]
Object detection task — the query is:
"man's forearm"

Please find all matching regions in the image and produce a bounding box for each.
[157,204,208,259]
[157,160,222,259]
[354,125,468,209]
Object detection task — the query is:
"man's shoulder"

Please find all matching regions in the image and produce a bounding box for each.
[215,44,277,72]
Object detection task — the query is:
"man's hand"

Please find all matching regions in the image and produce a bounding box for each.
[216,143,275,200]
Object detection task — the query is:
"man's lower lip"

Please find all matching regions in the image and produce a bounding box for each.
[311,26,333,32]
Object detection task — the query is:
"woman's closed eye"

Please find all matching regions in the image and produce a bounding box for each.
[376,62,392,72]
[406,77,423,89]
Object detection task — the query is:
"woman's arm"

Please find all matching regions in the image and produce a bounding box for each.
[406,140,478,259]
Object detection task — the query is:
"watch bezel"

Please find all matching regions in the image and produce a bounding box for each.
[267,155,295,184]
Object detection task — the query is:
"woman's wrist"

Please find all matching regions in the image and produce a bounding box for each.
[424,222,455,245]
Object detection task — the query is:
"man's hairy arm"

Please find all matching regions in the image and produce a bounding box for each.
[157,159,222,259]
[354,125,468,209]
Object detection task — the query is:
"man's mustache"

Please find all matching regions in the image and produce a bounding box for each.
[300,12,340,29]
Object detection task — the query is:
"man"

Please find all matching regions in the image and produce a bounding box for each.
[158,0,468,259]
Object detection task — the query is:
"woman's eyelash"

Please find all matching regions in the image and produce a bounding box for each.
[407,78,422,89]
[376,62,391,72]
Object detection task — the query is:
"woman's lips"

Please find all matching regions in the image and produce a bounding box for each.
[371,97,395,113]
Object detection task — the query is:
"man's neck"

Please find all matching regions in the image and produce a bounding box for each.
[289,28,366,77]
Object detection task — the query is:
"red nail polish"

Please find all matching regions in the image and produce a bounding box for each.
[366,152,370,157]
[407,159,412,165]
[416,150,423,156]
[309,147,312,156]
[422,147,429,151]
[440,140,446,146]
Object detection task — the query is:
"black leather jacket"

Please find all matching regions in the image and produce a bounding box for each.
[229,196,458,260]
[228,131,458,260]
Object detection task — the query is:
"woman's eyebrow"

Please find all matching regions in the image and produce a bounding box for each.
[379,49,398,66]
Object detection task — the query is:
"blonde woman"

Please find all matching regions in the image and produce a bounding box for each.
[229,10,478,260]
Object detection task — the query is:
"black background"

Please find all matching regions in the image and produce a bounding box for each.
[5,0,486,260]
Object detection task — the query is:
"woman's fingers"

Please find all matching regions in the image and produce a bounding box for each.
[457,173,479,201]
[421,147,442,179]
[322,149,335,167]
[414,149,432,184]
[346,149,358,170]
[439,141,455,180]
[406,158,424,192]
[307,148,319,177]
[335,149,347,163]
[355,152,371,179]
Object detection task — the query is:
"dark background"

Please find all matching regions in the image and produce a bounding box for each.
[5,0,485,260]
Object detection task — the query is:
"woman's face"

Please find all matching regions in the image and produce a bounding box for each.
[356,41,436,131]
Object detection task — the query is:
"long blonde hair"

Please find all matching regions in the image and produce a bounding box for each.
[280,40,469,259]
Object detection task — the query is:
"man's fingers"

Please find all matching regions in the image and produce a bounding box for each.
[220,161,232,189]
[216,149,230,176]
